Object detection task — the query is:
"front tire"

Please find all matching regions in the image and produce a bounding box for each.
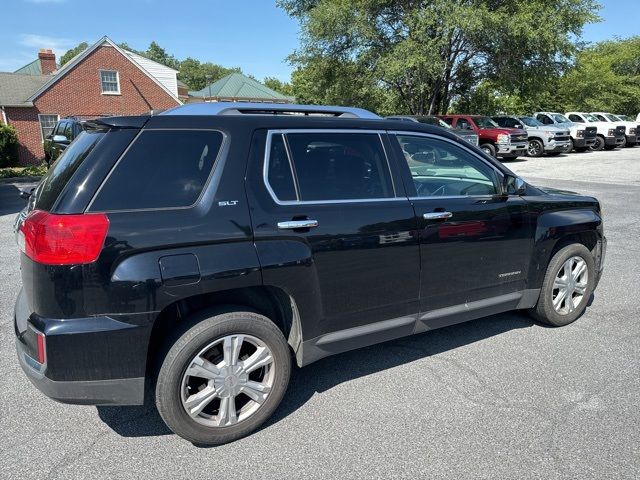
[591,135,605,151]
[530,244,595,327]
[155,309,291,445]
[526,139,544,157]
[480,143,496,158]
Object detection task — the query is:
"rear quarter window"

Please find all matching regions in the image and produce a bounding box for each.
[35,130,105,211]
[90,129,223,211]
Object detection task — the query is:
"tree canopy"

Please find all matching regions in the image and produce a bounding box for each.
[278,0,601,115]
[59,42,89,66]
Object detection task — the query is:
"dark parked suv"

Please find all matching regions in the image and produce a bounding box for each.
[14,102,606,445]
[43,117,84,167]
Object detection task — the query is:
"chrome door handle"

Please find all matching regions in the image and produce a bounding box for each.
[423,211,453,220]
[277,220,319,230]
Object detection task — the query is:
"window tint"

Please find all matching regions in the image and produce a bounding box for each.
[396,135,497,197]
[568,114,582,122]
[441,117,454,126]
[267,134,297,201]
[35,131,105,211]
[456,119,472,130]
[283,132,394,201]
[537,114,553,125]
[91,130,223,211]
[63,122,73,139]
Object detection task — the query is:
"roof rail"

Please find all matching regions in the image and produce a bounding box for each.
[159,102,381,119]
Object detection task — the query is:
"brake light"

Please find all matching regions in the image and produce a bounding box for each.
[19,210,109,265]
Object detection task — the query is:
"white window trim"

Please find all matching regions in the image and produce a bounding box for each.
[38,114,60,143]
[99,69,121,95]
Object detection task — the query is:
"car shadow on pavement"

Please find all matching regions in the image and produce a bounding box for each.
[97,310,536,441]
[0,182,31,216]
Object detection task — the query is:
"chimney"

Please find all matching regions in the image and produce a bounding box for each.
[38,49,56,75]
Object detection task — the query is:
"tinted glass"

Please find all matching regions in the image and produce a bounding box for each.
[35,131,105,211]
[285,132,394,201]
[63,122,73,139]
[519,116,542,127]
[91,130,223,211]
[568,114,582,122]
[552,114,570,123]
[474,116,499,128]
[396,135,497,197]
[267,134,297,201]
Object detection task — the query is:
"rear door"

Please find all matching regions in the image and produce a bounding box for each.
[389,131,532,331]
[247,129,420,347]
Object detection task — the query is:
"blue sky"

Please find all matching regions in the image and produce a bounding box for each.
[0,0,637,81]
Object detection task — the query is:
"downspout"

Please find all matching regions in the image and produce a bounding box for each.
[0,106,7,125]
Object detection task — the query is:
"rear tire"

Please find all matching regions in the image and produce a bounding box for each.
[591,135,605,151]
[155,309,291,445]
[529,244,595,327]
[480,143,496,157]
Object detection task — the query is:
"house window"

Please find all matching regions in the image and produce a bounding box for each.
[38,114,59,141]
[100,70,120,94]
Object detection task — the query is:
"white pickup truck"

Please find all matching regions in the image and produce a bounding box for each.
[533,112,597,152]
[565,112,626,151]
[591,112,637,147]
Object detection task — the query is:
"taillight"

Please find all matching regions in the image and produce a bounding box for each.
[19,210,109,265]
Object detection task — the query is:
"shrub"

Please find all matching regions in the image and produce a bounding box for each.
[0,124,19,168]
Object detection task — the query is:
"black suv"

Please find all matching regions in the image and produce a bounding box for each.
[43,117,84,167]
[14,103,606,445]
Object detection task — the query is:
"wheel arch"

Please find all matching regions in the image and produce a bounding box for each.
[527,208,603,290]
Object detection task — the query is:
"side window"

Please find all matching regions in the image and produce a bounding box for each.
[595,114,606,121]
[493,118,506,127]
[90,130,223,211]
[441,117,453,126]
[396,134,498,197]
[568,114,582,122]
[278,132,394,201]
[63,122,73,139]
[267,134,297,201]
[456,119,471,130]
[538,115,552,125]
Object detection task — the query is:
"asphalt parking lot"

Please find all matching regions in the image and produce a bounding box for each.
[0,148,638,479]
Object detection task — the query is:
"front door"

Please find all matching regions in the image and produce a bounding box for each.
[247,129,420,349]
[389,132,532,331]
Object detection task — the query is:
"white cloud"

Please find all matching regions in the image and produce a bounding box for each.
[19,34,75,58]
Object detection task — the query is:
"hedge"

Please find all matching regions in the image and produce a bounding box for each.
[0,124,19,168]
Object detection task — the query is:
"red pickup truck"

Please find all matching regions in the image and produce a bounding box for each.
[439,114,529,160]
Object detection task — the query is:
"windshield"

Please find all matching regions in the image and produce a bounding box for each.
[474,116,499,128]
[584,113,600,122]
[605,113,621,122]
[518,116,542,127]
[551,114,570,123]
[618,115,630,121]
[416,117,452,129]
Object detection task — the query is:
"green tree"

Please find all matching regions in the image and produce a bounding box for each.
[278,0,600,115]
[178,58,242,91]
[558,36,640,115]
[263,77,294,97]
[0,124,19,168]
[59,42,88,66]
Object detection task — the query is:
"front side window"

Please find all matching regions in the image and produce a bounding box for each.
[90,130,223,211]
[605,114,621,122]
[100,70,120,94]
[38,114,59,140]
[568,114,583,122]
[266,131,394,202]
[396,134,498,197]
[584,113,600,122]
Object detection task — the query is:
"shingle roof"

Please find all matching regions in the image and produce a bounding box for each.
[0,72,50,106]
[189,73,292,101]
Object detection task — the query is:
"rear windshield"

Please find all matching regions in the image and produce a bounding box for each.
[90,129,223,211]
[35,130,105,211]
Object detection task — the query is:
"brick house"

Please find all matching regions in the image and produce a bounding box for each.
[0,36,181,165]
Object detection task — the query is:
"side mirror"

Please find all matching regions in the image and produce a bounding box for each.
[19,187,35,199]
[503,175,526,196]
[52,134,69,144]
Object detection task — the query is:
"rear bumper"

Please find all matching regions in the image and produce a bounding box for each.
[15,288,147,406]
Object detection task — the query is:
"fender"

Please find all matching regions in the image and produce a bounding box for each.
[527,208,602,289]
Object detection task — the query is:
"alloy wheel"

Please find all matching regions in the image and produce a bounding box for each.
[180,334,275,427]
[552,256,588,315]
[527,140,543,157]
